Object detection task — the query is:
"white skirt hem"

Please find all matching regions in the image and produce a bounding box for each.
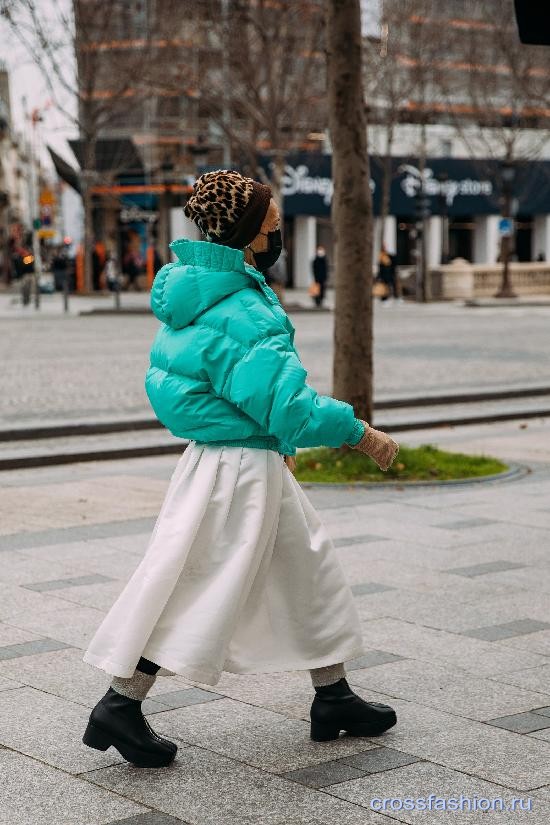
[83,642,368,686]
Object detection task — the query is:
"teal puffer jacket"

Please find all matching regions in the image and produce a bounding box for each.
[145,238,362,457]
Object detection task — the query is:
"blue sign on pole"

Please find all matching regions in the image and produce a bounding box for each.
[499,218,514,237]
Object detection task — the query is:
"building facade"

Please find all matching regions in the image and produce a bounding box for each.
[63,0,550,289]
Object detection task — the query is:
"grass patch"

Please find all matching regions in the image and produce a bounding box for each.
[295,443,508,484]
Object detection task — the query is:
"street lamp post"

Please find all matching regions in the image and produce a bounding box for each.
[436,171,449,265]
[495,160,517,299]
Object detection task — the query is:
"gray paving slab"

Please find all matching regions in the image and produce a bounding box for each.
[0,517,157,551]
[351,582,396,596]
[151,697,381,773]
[106,815,188,825]
[527,728,550,742]
[0,637,72,660]
[109,811,189,825]
[340,746,421,773]
[0,622,39,645]
[0,582,78,621]
[494,628,550,656]
[5,602,111,648]
[23,573,114,591]
[340,556,521,600]
[381,713,550,791]
[0,749,147,825]
[352,587,546,633]
[347,650,406,670]
[42,579,127,612]
[333,534,388,547]
[144,687,224,710]
[83,744,391,825]
[0,673,22,691]
[533,706,550,717]
[462,618,550,641]
[487,711,550,734]
[186,669,316,721]
[0,647,192,709]
[490,666,550,695]
[281,760,366,788]
[438,516,498,530]
[445,560,527,577]
[355,617,548,678]
[328,761,549,824]
[0,550,93,585]
[0,686,125,773]
[349,659,549,721]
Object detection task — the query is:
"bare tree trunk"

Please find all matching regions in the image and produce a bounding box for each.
[378,122,394,252]
[81,138,96,293]
[418,122,430,302]
[326,0,373,426]
[82,187,94,293]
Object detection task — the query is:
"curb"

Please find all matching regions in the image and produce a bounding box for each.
[78,304,332,317]
[298,462,530,490]
[0,443,185,472]
[3,386,550,442]
[465,299,550,308]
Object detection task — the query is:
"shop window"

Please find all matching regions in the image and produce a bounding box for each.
[448,216,473,261]
[396,217,415,266]
[514,215,533,262]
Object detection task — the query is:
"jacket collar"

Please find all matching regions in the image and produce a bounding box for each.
[169,238,279,305]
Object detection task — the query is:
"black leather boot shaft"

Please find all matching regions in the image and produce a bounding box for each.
[311,678,397,741]
[83,687,177,767]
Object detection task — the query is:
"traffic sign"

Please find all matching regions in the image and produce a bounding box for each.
[499,218,513,237]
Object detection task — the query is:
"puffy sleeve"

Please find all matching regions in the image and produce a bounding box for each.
[206,328,359,449]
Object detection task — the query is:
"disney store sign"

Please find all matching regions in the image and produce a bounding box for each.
[281,163,375,207]
[260,153,540,216]
[398,164,493,206]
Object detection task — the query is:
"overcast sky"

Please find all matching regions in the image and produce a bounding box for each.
[0,1,76,170]
[0,0,380,174]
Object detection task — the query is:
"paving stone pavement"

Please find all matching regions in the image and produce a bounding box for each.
[2,296,550,428]
[1,422,550,823]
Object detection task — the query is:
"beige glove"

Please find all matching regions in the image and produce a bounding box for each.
[352,421,399,471]
[284,454,297,474]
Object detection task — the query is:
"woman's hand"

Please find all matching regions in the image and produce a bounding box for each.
[284,454,297,474]
[352,421,399,471]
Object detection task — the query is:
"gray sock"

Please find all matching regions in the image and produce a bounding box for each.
[111,669,157,701]
[310,663,346,687]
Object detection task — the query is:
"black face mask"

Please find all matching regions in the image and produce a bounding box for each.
[249,229,282,272]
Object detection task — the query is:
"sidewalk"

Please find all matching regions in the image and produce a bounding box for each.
[0,285,331,317]
[1,420,550,823]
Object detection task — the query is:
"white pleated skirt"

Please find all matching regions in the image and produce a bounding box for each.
[83,442,366,686]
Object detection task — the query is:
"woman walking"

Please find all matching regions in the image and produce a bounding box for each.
[82,170,399,768]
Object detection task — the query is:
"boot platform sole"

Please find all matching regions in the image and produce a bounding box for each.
[82,721,176,768]
[310,714,397,742]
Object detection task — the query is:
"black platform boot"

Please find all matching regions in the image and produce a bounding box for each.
[82,687,177,768]
[310,678,397,741]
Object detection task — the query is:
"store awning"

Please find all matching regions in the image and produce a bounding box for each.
[47,147,81,194]
[68,138,144,175]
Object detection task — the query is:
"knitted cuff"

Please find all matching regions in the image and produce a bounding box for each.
[310,663,346,687]
[345,418,367,447]
[111,669,157,701]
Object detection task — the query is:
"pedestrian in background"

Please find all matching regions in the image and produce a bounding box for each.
[311,244,328,307]
[376,244,399,303]
[82,170,399,769]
